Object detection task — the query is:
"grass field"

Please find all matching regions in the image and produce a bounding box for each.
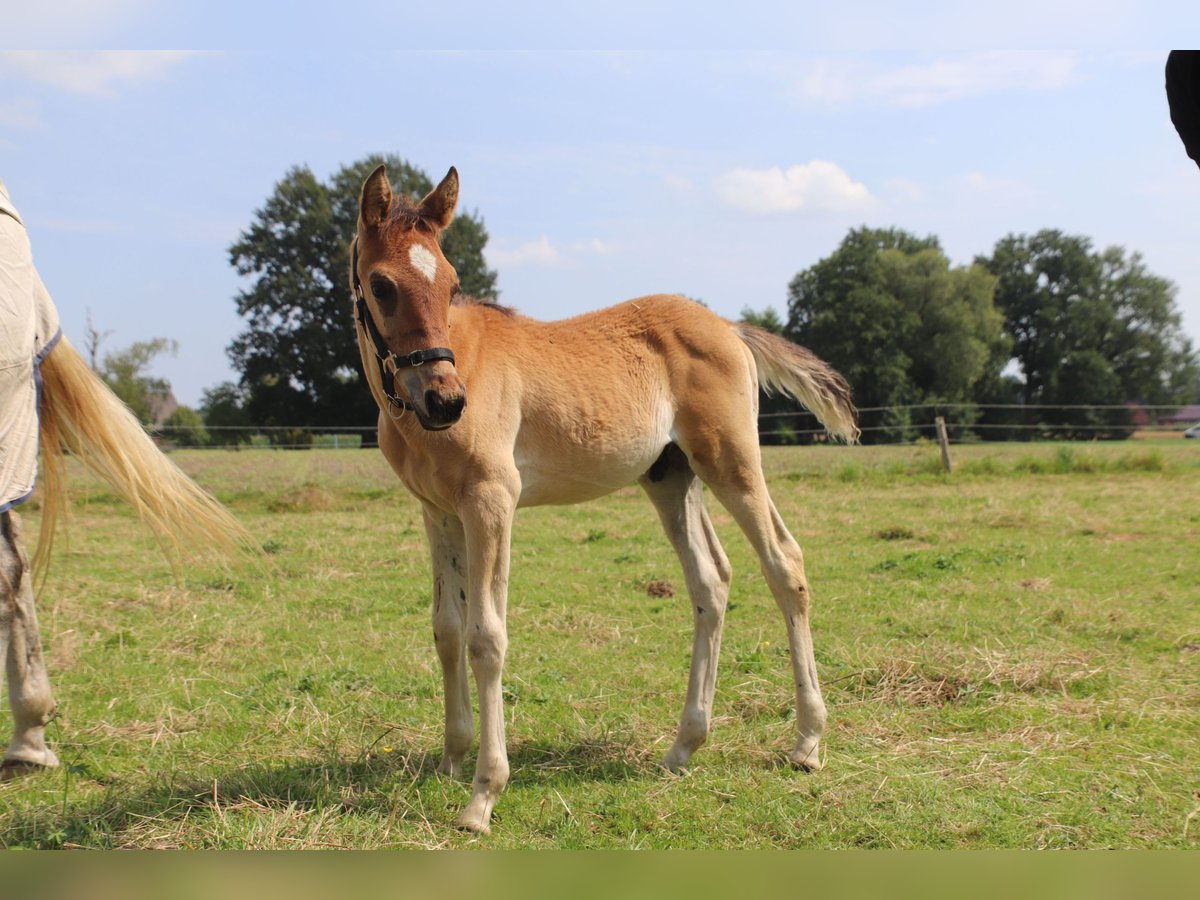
[2,440,1198,848]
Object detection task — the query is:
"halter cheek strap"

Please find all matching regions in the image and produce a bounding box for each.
[351,238,456,413]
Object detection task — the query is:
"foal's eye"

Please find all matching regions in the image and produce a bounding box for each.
[370,277,396,307]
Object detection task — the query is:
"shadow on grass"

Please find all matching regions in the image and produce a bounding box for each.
[1,737,648,848]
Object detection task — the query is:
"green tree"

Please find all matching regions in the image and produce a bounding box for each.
[161,406,209,447]
[100,337,178,427]
[1096,247,1200,406]
[200,381,253,446]
[977,231,1199,437]
[786,227,1007,443]
[739,305,784,334]
[976,231,1098,412]
[227,154,498,428]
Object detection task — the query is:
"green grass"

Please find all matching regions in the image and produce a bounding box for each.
[2,441,1198,848]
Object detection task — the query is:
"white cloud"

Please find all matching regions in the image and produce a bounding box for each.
[881,177,925,204]
[486,235,614,269]
[5,1,154,44]
[0,51,206,98]
[874,52,1081,108]
[486,236,563,268]
[787,59,862,105]
[784,51,1082,108]
[714,161,873,215]
[954,170,1036,200]
[571,238,612,256]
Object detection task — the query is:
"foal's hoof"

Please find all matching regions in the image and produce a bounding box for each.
[658,744,695,774]
[789,743,823,772]
[0,759,53,782]
[1,745,60,780]
[456,810,492,836]
[456,791,499,835]
[658,758,687,776]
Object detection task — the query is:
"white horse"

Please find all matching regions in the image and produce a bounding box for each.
[2,185,248,776]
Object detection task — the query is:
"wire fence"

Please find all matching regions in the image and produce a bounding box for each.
[152,402,1200,450]
[751,402,1198,445]
[157,425,379,450]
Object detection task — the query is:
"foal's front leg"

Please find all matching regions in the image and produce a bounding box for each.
[456,478,518,834]
[423,507,471,776]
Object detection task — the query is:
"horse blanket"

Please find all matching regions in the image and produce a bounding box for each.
[0,178,62,511]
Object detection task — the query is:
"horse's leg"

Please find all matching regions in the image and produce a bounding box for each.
[422,506,472,776]
[1,510,59,775]
[685,437,827,771]
[639,446,732,772]
[456,476,518,834]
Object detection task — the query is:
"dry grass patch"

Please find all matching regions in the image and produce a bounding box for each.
[834,648,1103,708]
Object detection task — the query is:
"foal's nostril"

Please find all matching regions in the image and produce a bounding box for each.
[425,390,466,423]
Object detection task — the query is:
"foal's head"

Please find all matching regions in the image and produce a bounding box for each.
[353,164,468,430]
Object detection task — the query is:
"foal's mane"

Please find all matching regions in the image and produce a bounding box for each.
[452,293,517,317]
[380,195,431,235]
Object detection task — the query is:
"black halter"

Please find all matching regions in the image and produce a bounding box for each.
[351,238,456,413]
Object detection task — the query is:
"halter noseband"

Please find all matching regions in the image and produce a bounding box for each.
[351,238,456,413]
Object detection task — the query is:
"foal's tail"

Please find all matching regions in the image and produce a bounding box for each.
[731,323,860,443]
[33,336,251,579]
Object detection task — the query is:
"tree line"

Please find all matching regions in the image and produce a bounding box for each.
[108,155,1199,446]
[749,227,1199,443]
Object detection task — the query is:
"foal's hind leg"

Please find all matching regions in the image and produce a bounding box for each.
[639,445,732,772]
[0,511,59,775]
[423,507,472,776]
[685,440,827,770]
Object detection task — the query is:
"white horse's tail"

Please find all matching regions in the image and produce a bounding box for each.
[33,336,251,578]
[731,323,860,443]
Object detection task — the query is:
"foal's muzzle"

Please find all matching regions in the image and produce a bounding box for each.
[396,362,467,431]
[415,388,467,430]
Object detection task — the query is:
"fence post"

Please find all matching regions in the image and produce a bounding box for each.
[935,416,952,473]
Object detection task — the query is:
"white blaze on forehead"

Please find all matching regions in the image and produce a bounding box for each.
[408,244,438,283]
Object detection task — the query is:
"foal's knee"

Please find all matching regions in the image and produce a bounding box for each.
[466,624,507,672]
[433,594,465,657]
[433,630,462,671]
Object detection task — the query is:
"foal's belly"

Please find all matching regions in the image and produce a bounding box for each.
[513,418,673,507]
[515,451,659,507]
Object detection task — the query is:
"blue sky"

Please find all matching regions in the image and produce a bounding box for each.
[4,4,1199,408]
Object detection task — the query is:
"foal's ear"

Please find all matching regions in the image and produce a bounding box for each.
[359,164,392,228]
[418,167,459,231]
